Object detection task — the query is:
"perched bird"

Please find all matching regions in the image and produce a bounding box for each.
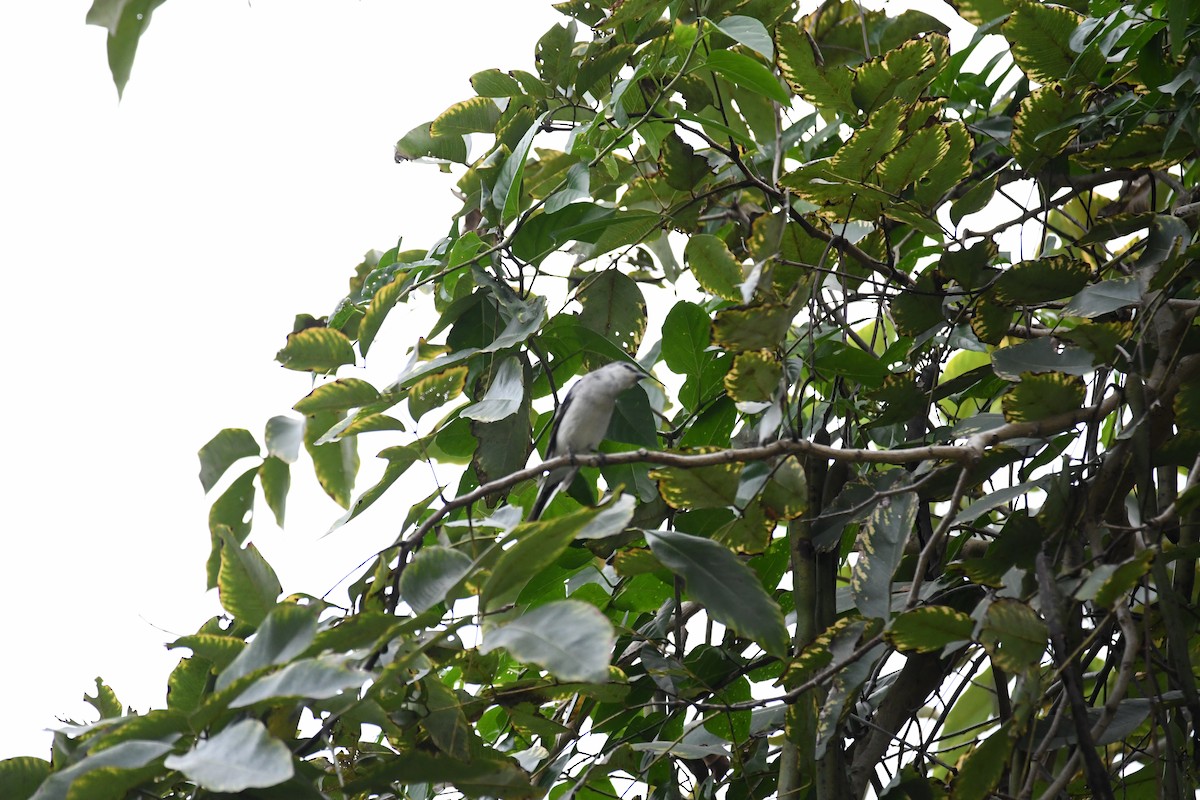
[528,361,646,520]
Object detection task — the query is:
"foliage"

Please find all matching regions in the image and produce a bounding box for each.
[14,0,1200,798]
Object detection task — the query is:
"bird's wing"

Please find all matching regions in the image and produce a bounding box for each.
[543,381,579,458]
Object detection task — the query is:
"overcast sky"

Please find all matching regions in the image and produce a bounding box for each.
[0,0,560,759]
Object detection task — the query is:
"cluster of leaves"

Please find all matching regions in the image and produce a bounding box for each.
[11,0,1200,798]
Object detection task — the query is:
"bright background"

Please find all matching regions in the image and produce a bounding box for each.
[0,0,559,759]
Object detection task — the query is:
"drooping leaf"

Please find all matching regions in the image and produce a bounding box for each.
[461,357,525,422]
[164,719,293,792]
[850,485,918,620]
[481,600,616,683]
[979,599,1048,674]
[408,366,469,423]
[304,411,359,509]
[577,270,648,358]
[217,604,319,690]
[214,527,281,628]
[724,349,782,402]
[776,23,857,117]
[685,234,744,302]
[646,528,789,657]
[198,428,259,493]
[952,724,1012,800]
[399,546,475,613]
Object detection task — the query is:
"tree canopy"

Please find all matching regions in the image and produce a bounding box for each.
[6,0,1200,798]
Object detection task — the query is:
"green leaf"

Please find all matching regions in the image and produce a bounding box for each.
[394,121,468,164]
[776,23,857,117]
[990,338,1094,381]
[207,467,257,544]
[481,600,616,683]
[578,270,648,359]
[711,302,790,351]
[715,15,774,60]
[979,599,1048,674]
[724,350,781,402]
[275,327,355,373]
[419,677,473,760]
[851,37,937,114]
[992,255,1091,306]
[659,132,711,192]
[304,411,359,509]
[1003,1,1101,85]
[342,750,537,797]
[400,546,475,613]
[704,49,791,104]
[409,366,469,423]
[471,69,525,97]
[28,740,171,800]
[359,275,409,357]
[1010,84,1086,171]
[850,486,917,619]
[0,756,50,800]
[327,443,421,533]
[166,657,212,714]
[231,655,368,708]
[662,301,713,377]
[482,503,618,611]
[215,527,281,628]
[293,379,381,414]
[83,677,123,722]
[164,719,293,792]
[878,125,948,194]
[494,114,547,224]
[217,604,319,690]
[646,528,789,656]
[952,724,1012,800]
[461,358,525,422]
[85,0,167,98]
[430,97,502,138]
[685,234,743,302]
[1001,372,1085,423]
[198,428,259,493]
[829,99,905,181]
[1062,276,1141,318]
[653,457,740,510]
[886,606,974,653]
[257,456,290,527]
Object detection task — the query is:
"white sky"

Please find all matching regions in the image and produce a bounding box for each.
[0,0,559,759]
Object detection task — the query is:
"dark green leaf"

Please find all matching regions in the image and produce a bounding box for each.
[215,527,281,628]
[646,528,788,656]
[198,428,259,493]
[705,49,790,104]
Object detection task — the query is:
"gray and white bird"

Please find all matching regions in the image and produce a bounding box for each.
[528,361,646,520]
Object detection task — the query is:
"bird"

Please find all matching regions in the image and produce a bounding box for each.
[527,361,647,520]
